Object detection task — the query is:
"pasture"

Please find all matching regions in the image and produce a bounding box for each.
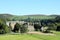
[0,31,60,40]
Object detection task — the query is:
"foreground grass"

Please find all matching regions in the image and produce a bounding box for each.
[0,31,60,40]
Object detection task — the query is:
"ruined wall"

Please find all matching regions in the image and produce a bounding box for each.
[6,21,35,31]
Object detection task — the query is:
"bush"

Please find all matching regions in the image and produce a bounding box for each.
[0,22,10,34]
[20,24,28,33]
[56,26,60,31]
[4,25,11,33]
[0,29,5,34]
[13,23,21,33]
[41,27,52,33]
[13,23,28,33]
[34,23,41,31]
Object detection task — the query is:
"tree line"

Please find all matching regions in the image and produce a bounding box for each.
[0,16,60,34]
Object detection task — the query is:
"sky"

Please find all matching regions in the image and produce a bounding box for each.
[0,0,60,15]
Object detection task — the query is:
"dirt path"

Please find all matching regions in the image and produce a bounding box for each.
[27,31,55,36]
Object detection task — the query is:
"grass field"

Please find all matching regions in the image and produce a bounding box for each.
[0,31,60,40]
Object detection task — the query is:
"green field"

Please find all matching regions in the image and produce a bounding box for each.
[0,31,60,40]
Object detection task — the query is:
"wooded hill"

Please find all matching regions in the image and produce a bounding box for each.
[0,14,59,21]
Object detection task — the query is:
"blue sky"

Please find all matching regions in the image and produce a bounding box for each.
[0,0,60,15]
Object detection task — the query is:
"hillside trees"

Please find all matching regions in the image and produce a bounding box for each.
[54,16,60,31]
[55,16,60,22]
[13,23,28,33]
[0,19,10,34]
[34,23,42,31]
[20,23,28,33]
[13,23,21,33]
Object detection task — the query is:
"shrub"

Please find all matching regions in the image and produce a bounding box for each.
[4,25,11,33]
[41,27,51,33]
[0,22,10,34]
[20,24,28,33]
[34,23,41,31]
[13,23,28,33]
[13,23,21,33]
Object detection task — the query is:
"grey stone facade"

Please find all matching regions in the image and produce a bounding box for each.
[6,21,35,31]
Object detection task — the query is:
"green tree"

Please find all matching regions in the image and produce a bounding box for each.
[13,23,21,33]
[0,20,10,34]
[20,24,28,33]
[55,16,60,22]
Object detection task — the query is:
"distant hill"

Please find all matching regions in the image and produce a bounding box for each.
[0,14,60,21]
[0,14,13,21]
[12,14,59,21]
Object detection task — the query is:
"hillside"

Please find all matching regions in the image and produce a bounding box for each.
[0,14,59,21]
[0,14,13,21]
[12,14,57,21]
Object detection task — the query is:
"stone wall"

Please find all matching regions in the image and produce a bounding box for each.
[6,21,35,31]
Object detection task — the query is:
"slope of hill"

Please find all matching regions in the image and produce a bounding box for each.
[0,14,59,21]
[0,14,13,21]
[12,14,57,21]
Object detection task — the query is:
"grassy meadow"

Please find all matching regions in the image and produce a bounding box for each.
[0,31,60,40]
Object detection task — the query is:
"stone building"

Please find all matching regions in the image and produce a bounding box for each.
[6,21,35,31]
